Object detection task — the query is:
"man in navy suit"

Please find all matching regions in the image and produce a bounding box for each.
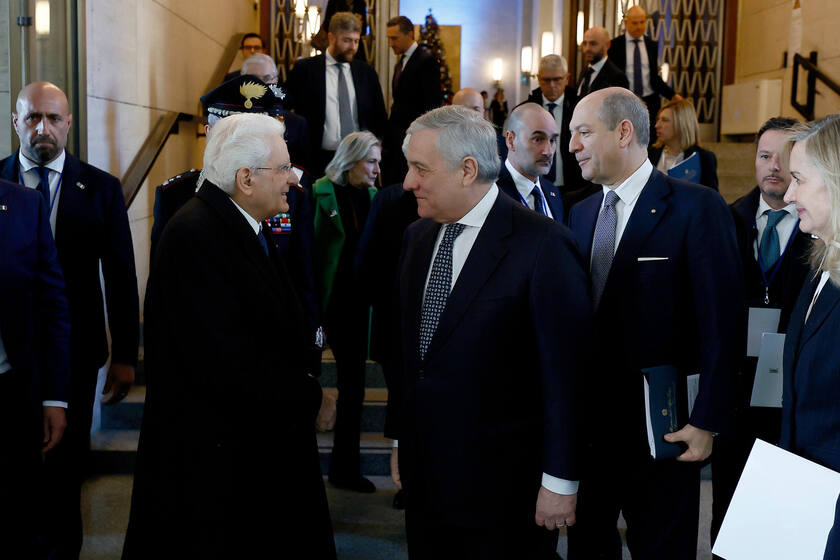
[1,81,139,559]
[0,178,70,556]
[497,102,565,221]
[565,88,743,559]
[577,27,629,99]
[284,11,387,178]
[390,105,592,558]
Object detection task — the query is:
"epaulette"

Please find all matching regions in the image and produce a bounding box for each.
[158,169,200,191]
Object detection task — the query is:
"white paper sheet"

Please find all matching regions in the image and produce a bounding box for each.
[747,307,782,357]
[750,333,785,408]
[713,439,840,560]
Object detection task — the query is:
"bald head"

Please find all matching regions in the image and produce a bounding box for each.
[241,53,278,84]
[13,82,73,164]
[581,27,610,65]
[624,6,647,39]
[504,102,559,181]
[452,88,484,114]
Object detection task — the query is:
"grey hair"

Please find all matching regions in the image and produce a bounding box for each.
[241,53,276,76]
[538,54,568,76]
[203,113,287,195]
[597,90,650,146]
[325,131,381,185]
[403,105,500,184]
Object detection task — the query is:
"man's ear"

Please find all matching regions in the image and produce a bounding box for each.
[618,119,635,148]
[235,167,254,196]
[504,130,516,152]
[461,156,479,186]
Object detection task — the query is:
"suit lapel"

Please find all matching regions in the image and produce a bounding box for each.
[800,279,840,348]
[539,177,564,220]
[350,61,364,116]
[427,195,511,358]
[1,152,21,183]
[0,184,9,265]
[571,193,602,270]
[56,153,85,242]
[610,170,669,273]
[313,180,345,238]
[405,219,440,367]
[315,55,327,129]
[613,36,627,68]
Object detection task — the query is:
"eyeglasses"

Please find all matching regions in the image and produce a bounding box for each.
[254,164,292,174]
[259,73,279,83]
[242,45,263,52]
[538,76,568,83]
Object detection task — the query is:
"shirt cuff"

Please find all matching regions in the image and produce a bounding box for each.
[541,473,578,495]
[392,439,398,448]
[43,400,68,408]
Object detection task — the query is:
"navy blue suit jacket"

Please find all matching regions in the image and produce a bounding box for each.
[393,190,592,525]
[781,273,840,472]
[496,161,565,222]
[0,179,70,403]
[568,168,743,439]
[0,151,139,369]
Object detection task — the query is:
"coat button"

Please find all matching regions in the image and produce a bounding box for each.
[418,368,425,379]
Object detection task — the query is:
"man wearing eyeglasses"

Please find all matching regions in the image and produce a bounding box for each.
[526,54,596,210]
[223,33,266,83]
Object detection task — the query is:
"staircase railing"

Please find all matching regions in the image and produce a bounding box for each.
[791,51,840,121]
[120,34,244,207]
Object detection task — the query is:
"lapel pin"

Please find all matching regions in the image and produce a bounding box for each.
[651,208,657,214]
[76,182,85,190]
[329,209,338,218]
[549,191,556,197]
[0,205,7,211]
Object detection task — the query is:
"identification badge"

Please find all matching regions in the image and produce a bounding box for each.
[750,333,785,408]
[747,307,781,357]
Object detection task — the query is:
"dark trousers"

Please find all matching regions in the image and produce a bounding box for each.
[568,451,701,560]
[325,294,368,480]
[43,364,98,559]
[0,369,44,559]
[406,506,559,560]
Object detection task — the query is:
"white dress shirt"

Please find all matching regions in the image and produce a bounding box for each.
[578,57,608,96]
[592,159,653,260]
[230,197,262,235]
[322,50,359,150]
[624,32,653,97]
[540,93,565,186]
[18,149,66,235]
[420,184,577,495]
[504,159,554,220]
[753,196,799,262]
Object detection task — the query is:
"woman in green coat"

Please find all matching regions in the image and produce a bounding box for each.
[312,131,380,492]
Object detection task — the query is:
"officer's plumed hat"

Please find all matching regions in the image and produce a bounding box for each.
[200,75,286,119]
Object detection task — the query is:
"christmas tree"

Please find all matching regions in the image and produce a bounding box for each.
[419,10,454,105]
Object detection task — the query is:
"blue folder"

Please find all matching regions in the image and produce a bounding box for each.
[643,365,689,460]
[668,151,702,185]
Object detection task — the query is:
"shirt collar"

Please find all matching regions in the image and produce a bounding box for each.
[325,50,343,66]
[603,159,653,206]
[590,57,608,73]
[19,149,65,174]
[455,184,498,229]
[229,197,262,236]
[756,193,797,221]
[505,158,538,198]
[403,41,419,61]
[542,92,564,107]
[625,31,644,44]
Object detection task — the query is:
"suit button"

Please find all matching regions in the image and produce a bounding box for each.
[418,369,425,379]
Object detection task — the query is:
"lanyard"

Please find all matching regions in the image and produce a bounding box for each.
[516,186,548,216]
[755,216,799,304]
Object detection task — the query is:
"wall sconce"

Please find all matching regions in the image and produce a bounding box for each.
[294,0,306,17]
[492,58,503,87]
[35,0,50,36]
[661,62,670,84]
[306,5,320,41]
[576,11,585,46]
[541,32,554,57]
[521,46,533,84]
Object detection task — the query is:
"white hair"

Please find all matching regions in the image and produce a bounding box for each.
[403,105,500,184]
[241,53,276,76]
[325,131,381,185]
[203,113,286,195]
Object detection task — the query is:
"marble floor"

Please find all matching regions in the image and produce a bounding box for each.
[79,475,713,559]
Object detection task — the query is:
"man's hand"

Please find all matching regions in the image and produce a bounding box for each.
[42,406,67,452]
[103,362,135,405]
[535,486,576,530]
[664,423,714,462]
[390,447,402,490]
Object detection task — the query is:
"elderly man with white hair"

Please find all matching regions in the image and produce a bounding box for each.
[123,113,336,560]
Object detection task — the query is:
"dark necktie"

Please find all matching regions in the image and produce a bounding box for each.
[632,38,644,96]
[531,185,546,216]
[392,55,405,91]
[35,166,51,202]
[419,223,466,359]
[545,103,558,183]
[579,66,594,97]
[257,228,270,256]
[336,62,354,140]
[759,209,787,269]
[591,190,620,308]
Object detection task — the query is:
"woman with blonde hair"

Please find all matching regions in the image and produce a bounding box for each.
[779,114,840,559]
[648,97,719,190]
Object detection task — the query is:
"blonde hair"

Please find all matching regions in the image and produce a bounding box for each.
[653,98,699,152]
[787,115,840,287]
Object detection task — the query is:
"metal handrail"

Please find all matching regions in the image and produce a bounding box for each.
[121,34,244,207]
[791,51,840,121]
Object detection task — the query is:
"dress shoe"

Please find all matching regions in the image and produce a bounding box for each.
[328,474,376,493]
[392,488,406,510]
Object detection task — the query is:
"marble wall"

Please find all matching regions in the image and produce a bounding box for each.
[85,0,259,312]
[0,0,11,157]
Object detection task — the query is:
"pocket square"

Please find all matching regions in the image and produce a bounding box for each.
[637,257,669,261]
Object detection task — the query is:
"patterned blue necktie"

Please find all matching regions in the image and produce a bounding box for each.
[591,190,620,308]
[257,228,270,256]
[531,185,546,216]
[632,39,644,96]
[35,166,51,202]
[419,223,466,360]
[759,209,786,269]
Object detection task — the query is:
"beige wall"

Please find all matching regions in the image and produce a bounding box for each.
[736,0,840,120]
[86,0,258,313]
[0,0,11,157]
